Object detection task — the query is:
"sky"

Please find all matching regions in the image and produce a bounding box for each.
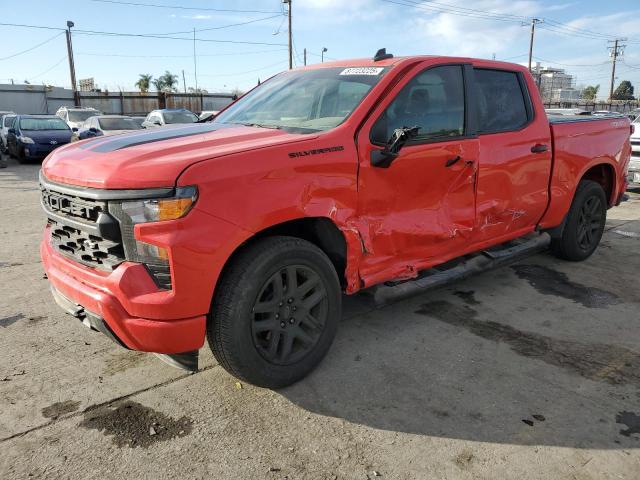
[1,0,640,99]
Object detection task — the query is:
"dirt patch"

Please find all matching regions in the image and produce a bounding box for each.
[453,290,480,306]
[616,411,640,437]
[0,314,25,328]
[103,351,146,376]
[511,264,618,308]
[79,401,193,448]
[415,300,640,387]
[454,449,474,468]
[42,400,81,419]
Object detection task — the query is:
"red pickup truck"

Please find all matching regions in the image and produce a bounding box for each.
[40,51,631,387]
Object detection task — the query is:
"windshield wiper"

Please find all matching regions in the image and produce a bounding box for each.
[240,122,282,130]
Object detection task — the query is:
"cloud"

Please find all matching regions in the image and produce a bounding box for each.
[181,14,213,20]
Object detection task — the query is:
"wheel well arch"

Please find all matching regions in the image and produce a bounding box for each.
[581,162,615,205]
[222,217,348,289]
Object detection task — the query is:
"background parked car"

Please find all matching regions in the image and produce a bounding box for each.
[73,115,143,141]
[545,108,590,116]
[7,115,72,163]
[198,110,219,121]
[629,117,640,188]
[130,116,147,128]
[0,113,16,154]
[55,106,102,131]
[142,108,198,128]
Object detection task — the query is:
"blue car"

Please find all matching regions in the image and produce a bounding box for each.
[6,115,72,163]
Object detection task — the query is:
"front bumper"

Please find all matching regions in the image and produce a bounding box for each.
[41,230,206,354]
[23,142,67,158]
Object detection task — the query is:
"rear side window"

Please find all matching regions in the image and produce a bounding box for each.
[371,65,466,144]
[4,116,15,128]
[474,69,530,133]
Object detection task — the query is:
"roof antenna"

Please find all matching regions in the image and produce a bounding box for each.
[373,48,393,62]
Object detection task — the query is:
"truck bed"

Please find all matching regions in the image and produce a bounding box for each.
[538,115,631,229]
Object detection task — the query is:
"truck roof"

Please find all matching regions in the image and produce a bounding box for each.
[296,54,529,73]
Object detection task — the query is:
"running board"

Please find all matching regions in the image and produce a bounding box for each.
[371,232,551,306]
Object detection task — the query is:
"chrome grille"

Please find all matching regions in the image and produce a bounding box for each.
[41,183,125,271]
[48,220,125,270]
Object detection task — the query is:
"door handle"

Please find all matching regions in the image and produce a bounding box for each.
[445,156,461,167]
[531,144,549,154]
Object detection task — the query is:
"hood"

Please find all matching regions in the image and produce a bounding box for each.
[24,129,73,144]
[42,123,312,189]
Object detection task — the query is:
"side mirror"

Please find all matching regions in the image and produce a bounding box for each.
[89,127,97,133]
[371,126,421,168]
[153,120,162,126]
[72,127,78,132]
[8,128,15,135]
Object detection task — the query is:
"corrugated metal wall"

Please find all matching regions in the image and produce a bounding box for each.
[0,84,235,116]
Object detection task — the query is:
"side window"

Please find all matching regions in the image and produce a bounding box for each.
[371,65,465,144]
[474,69,530,133]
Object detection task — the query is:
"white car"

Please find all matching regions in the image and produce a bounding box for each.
[141,109,198,128]
[199,110,219,120]
[0,113,16,154]
[629,117,640,187]
[55,106,102,131]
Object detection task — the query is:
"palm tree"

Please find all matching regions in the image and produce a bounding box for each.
[152,78,164,92]
[159,71,179,92]
[135,74,153,93]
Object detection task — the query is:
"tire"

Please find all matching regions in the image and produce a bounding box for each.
[208,236,342,388]
[550,180,607,261]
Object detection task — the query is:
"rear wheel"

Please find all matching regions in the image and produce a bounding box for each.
[550,180,607,261]
[208,236,341,388]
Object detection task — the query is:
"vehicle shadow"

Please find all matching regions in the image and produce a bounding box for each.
[0,154,42,186]
[280,248,640,449]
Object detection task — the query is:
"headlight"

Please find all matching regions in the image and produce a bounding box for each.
[18,135,34,144]
[108,186,197,289]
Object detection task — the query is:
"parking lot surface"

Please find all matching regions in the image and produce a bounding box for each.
[1,155,639,479]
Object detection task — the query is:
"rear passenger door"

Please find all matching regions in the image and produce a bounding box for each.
[471,67,552,244]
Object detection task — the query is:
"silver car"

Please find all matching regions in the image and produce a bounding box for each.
[629,117,640,188]
[0,112,16,154]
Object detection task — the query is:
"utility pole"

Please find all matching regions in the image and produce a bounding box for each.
[65,20,79,106]
[283,0,292,69]
[193,28,198,92]
[608,38,627,101]
[182,70,187,93]
[321,47,328,63]
[527,18,543,72]
[303,48,307,66]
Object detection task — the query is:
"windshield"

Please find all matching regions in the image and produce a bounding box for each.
[98,117,143,131]
[20,118,70,131]
[68,111,100,122]
[214,67,387,133]
[164,111,198,124]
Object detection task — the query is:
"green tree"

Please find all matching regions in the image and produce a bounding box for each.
[612,80,635,100]
[158,71,179,92]
[135,74,152,93]
[152,78,164,92]
[581,84,599,101]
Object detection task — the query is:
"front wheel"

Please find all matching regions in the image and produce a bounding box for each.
[550,180,607,261]
[208,236,342,388]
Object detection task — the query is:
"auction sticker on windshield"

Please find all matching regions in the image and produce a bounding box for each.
[340,67,384,76]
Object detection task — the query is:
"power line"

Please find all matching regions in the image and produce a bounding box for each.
[76,48,289,59]
[155,14,284,36]
[0,22,64,32]
[88,0,281,14]
[27,55,68,81]
[72,28,287,46]
[0,31,65,61]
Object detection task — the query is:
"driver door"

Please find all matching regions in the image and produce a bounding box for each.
[355,63,480,285]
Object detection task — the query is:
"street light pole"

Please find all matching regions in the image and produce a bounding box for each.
[321,47,328,63]
[65,20,79,106]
